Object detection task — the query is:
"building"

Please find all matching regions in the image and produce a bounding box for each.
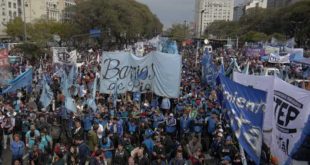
[24,0,76,22]
[267,0,303,8]
[245,0,268,10]
[0,0,20,37]
[233,5,245,21]
[195,0,234,38]
[0,0,76,38]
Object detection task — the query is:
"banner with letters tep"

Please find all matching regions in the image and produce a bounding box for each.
[52,47,77,64]
[219,74,266,165]
[233,72,310,165]
[268,53,290,63]
[99,51,181,98]
[271,78,310,165]
[233,72,275,147]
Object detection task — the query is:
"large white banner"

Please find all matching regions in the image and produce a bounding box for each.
[52,47,77,64]
[100,51,181,98]
[268,53,290,63]
[271,78,310,165]
[233,72,310,165]
[233,72,275,146]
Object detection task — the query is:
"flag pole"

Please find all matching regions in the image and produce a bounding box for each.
[239,143,248,165]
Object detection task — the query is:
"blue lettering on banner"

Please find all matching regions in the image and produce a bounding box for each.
[219,74,267,165]
[102,58,156,92]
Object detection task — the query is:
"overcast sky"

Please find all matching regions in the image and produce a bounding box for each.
[136,0,244,29]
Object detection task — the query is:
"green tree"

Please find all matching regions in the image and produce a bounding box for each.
[166,23,191,43]
[69,0,163,45]
[5,17,29,40]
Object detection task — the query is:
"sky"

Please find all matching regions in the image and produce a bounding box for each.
[136,0,244,29]
[136,0,195,29]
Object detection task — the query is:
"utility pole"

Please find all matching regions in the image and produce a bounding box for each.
[23,0,27,41]
[200,9,205,38]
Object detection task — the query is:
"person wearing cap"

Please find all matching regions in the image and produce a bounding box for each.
[165,113,177,137]
[220,155,232,165]
[142,129,155,154]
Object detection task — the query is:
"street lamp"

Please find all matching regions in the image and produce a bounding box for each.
[23,0,27,41]
[200,9,205,38]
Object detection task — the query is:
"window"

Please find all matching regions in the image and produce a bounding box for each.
[8,2,11,8]
[2,12,5,16]
[13,11,16,17]
[13,3,16,8]
[9,10,12,16]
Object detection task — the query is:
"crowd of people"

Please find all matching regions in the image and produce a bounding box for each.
[1,43,307,165]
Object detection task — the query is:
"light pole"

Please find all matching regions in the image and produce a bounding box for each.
[23,0,27,41]
[200,9,205,38]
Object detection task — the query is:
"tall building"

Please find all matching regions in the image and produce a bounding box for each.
[267,0,303,8]
[0,0,20,37]
[0,0,76,38]
[233,5,245,21]
[245,0,268,10]
[195,0,234,38]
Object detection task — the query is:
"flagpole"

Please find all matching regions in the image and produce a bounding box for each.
[239,143,248,165]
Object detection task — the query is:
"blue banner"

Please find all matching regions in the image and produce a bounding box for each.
[2,68,33,94]
[218,74,267,165]
[201,50,218,87]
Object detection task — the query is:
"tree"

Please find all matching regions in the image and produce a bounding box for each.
[5,17,29,40]
[69,0,163,45]
[166,23,191,43]
[240,31,269,42]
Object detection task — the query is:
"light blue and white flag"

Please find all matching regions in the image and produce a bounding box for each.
[2,68,33,94]
[40,77,54,108]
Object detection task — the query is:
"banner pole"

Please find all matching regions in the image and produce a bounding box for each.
[239,143,248,165]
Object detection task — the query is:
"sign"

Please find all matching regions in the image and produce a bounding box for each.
[268,53,290,63]
[233,72,310,165]
[246,48,265,57]
[201,51,217,87]
[52,47,77,64]
[265,46,280,55]
[100,51,181,98]
[271,78,310,165]
[90,29,101,38]
[219,74,266,165]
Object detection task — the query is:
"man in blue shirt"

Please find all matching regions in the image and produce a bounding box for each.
[180,112,191,138]
[10,134,25,163]
[152,110,165,129]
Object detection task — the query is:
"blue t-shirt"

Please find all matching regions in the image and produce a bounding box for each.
[101,138,113,158]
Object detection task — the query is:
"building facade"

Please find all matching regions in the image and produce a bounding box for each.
[195,0,234,38]
[233,5,245,21]
[0,0,76,38]
[267,0,302,8]
[245,0,268,10]
[0,0,20,36]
